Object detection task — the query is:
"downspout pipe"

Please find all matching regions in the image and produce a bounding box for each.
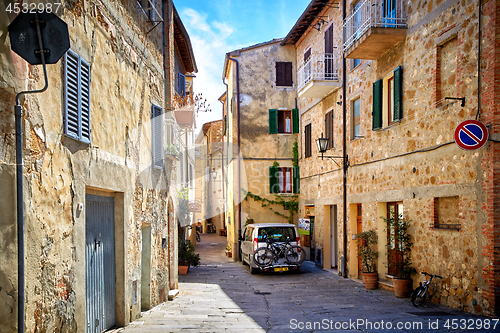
[342,0,348,279]
[226,54,241,260]
[476,0,482,121]
[15,13,50,333]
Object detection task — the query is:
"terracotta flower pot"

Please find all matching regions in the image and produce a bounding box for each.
[362,272,378,290]
[178,265,189,275]
[393,278,412,297]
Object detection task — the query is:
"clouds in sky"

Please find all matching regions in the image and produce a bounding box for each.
[176,0,310,133]
[179,7,235,132]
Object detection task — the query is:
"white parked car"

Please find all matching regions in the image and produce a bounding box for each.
[239,223,303,274]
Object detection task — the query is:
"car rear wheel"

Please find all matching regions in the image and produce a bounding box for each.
[249,258,259,274]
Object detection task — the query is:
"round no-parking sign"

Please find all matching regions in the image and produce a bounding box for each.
[454,119,489,151]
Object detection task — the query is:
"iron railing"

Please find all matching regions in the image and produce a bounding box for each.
[343,0,407,52]
[297,53,339,92]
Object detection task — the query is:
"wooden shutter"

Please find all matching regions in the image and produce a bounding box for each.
[64,51,80,140]
[325,111,334,149]
[151,104,163,169]
[305,124,311,158]
[372,80,383,130]
[269,166,279,193]
[284,62,293,86]
[276,62,284,86]
[80,58,91,143]
[304,49,311,62]
[325,25,333,54]
[178,73,186,97]
[269,109,277,134]
[293,166,300,194]
[64,50,91,143]
[393,66,403,122]
[292,108,299,134]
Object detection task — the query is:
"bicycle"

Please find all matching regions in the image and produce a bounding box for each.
[253,237,305,268]
[411,272,443,307]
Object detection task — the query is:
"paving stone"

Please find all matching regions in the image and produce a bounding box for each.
[121,234,488,333]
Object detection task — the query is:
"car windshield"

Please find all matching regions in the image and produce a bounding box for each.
[258,227,295,242]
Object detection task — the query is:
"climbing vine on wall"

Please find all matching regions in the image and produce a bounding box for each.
[293,139,299,167]
[244,191,298,224]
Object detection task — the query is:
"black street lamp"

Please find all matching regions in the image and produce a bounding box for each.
[316,133,349,169]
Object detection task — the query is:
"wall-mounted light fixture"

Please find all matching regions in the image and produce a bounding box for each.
[212,170,217,180]
[313,17,328,31]
[316,133,349,169]
[444,97,465,107]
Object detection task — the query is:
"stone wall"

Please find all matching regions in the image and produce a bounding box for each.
[0,0,178,331]
[295,0,499,317]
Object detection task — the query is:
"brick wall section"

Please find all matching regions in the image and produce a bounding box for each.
[480,0,500,318]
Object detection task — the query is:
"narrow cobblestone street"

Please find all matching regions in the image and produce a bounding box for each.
[121,234,492,333]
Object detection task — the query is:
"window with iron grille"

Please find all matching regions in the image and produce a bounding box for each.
[64,50,91,143]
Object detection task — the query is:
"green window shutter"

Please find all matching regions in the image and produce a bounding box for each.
[372,80,382,130]
[269,166,278,193]
[393,66,403,122]
[269,109,277,134]
[292,108,299,134]
[293,166,300,194]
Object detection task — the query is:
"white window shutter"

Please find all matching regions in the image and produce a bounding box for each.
[151,105,163,169]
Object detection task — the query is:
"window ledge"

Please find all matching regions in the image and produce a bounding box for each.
[430,223,461,231]
[276,193,295,197]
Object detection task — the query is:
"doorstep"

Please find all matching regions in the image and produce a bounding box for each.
[378,278,394,292]
[168,289,179,301]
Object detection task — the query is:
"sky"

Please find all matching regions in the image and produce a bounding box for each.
[175,0,311,134]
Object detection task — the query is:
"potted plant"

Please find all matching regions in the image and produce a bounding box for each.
[178,238,200,275]
[225,243,232,257]
[356,230,378,290]
[385,216,417,297]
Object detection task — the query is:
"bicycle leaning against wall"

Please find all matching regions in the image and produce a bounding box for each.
[411,272,443,307]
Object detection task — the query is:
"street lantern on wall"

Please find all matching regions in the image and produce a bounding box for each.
[316,133,349,169]
[316,134,329,157]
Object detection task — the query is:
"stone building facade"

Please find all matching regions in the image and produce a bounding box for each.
[194,119,225,236]
[222,39,298,260]
[0,0,197,331]
[281,0,499,317]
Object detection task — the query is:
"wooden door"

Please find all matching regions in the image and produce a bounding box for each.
[356,204,362,276]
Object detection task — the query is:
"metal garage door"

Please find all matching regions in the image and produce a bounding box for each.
[85,194,116,333]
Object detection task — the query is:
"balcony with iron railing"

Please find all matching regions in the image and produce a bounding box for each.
[343,0,407,59]
[297,53,341,99]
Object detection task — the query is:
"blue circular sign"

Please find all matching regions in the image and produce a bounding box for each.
[454,120,488,151]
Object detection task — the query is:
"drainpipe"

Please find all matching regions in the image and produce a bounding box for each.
[226,54,241,260]
[222,79,228,233]
[342,0,348,279]
[476,0,482,120]
[14,13,50,332]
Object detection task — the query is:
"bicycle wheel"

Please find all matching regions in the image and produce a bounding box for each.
[253,247,274,267]
[411,286,427,307]
[285,245,306,265]
[196,232,200,242]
